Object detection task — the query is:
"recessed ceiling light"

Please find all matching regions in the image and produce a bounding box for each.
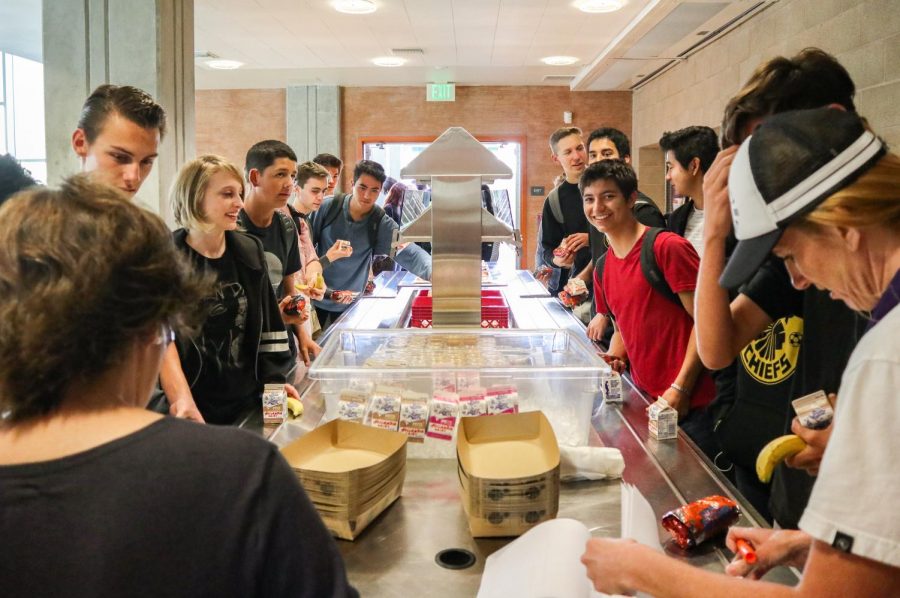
[541,56,579,66]
[333,0,376,14]
[575,0,626,13]
[206,59,243,70]
[372,56,406,67]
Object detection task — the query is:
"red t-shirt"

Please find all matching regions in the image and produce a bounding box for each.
[594,229,715,410]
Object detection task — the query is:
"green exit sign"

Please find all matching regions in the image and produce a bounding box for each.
[427,83,456,102]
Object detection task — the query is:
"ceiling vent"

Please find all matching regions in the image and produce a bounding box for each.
[391,48,425,55]
[543,75,576,82]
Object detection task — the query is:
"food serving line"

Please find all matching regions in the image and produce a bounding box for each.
[242,128,799,596]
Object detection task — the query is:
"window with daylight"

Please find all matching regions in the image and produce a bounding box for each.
[0,51,46,183]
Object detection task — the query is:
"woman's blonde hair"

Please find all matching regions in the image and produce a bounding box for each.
[0,176,214,422]
[797,152,900,232]
[170,154,244,231]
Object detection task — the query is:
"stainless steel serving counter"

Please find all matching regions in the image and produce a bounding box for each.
[255,272,799,596]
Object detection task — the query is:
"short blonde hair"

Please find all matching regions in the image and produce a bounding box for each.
[797,152,900,232]
[170,155,244,231]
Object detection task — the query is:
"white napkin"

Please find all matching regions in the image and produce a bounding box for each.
[560,445,625,482]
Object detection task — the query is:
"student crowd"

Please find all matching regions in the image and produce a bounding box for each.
[0,47,897,597]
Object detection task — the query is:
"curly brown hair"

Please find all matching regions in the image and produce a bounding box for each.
[0,176,215,422]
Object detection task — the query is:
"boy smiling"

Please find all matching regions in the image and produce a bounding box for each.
[584,160,715,448]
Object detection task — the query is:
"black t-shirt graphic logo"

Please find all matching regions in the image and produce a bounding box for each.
[740,316,803,385]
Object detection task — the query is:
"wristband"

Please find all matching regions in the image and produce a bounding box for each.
[670,382,689,396]
[319,256,331,269]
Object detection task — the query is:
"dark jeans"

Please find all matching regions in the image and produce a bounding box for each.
[315,306,344,333]
[680,407,722,463]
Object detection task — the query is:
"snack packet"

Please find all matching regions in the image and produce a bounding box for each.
[337,389,368,423]
[486,385,519,415]
[283,294,307,316]
[399,391,429,443]
[458,387,487,417]
[262,383,287,424]
[661,495,741,549]
[367,385,402,431]
[427,390,459,441]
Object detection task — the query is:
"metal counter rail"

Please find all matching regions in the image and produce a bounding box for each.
[259,277,799,596]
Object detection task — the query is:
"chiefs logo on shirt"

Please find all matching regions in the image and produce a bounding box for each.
[740,316,803,385]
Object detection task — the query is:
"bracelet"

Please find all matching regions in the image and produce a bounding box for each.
[670,382,689,396]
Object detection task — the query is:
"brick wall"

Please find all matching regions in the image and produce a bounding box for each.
[632,0,900,184]
[195,89,286,171]
[341,86,631,267]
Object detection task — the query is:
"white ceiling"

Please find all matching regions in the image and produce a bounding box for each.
[196,0,653,89]
[0,0,765,92]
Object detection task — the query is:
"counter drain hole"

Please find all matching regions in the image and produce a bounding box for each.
[435,548,477,570]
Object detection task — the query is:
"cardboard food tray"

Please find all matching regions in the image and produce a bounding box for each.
[307,466,407,514]
[464,507,557,538]
[458,466,560,512]
[456,411,561,537]
[282,419,406,468]
[457,412,560,479]
[319,476,405,541]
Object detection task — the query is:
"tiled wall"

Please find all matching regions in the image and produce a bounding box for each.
[632,0,900,174]
[195,89,286,171]
[340,86,632,267]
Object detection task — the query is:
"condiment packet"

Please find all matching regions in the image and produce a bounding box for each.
[486,385,519,415]
[792,390,834,430]
[399,391,430,443]
[337,389,368,423]
[459,387,487,417]
[262,383,287,424]
[367,385,402,431]
[427,390,459,441]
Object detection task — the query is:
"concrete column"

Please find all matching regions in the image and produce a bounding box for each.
[42,0,194,224]
[286,85,341,163]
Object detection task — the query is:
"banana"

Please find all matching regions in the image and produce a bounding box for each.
[315,272,326,290]
[286,397,304,419]
[756,434,807,483]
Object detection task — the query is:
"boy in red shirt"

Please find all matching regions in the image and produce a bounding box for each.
[585,160,715,447]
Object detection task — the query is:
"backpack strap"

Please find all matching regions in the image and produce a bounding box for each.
[273,210,298,267]
[594,228,683,319]
[548,186,564,223]
[640,227,682,307]
[313,193,346,248]
[367,204,385,251]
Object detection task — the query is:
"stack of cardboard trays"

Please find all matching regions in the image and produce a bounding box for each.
[281,419,407,540]
[457,411,560,537]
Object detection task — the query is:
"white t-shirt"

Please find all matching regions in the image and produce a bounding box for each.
[799,303,900,567]
[683,207,705,258]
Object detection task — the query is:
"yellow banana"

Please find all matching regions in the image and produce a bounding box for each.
[287,397,304,418]
[756,434,807,483]
[315,272,326,290]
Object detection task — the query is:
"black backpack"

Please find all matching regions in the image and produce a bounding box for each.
[312,193,385,253]
[596,227,682,319]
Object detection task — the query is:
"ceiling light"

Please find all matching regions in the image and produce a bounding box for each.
[333,0,376,14]
[206,59,243,70]
[541,56,579,66]
[372,56,406,67]
[575,0,626,13]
